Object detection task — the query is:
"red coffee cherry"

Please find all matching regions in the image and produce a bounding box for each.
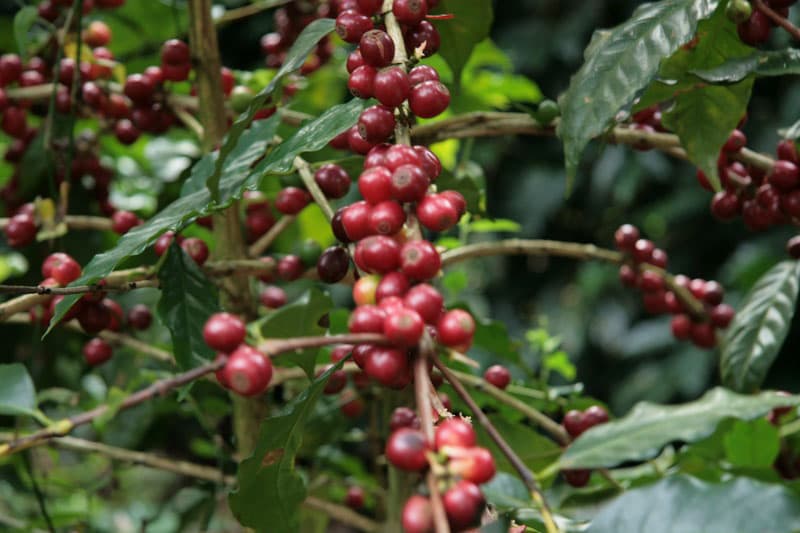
[737,10,771,46]
[583,405,609,427]
[275,187,311,215]
[435,417,476,449]
[349,305,387,334]
[390,406,420,430]
[710,304,736,328]
[417,193,459,232]
[414,145,443,180]
[369,200,406,235]
[222,344,273,397]
[0,54,23,85]
[342,201,374,241]
[161,39,191,66]
[442,480,484,531]
[483,364,511,389]
[359,30,395,68]
[344,486,365,510]
[710,191,741,221]
[391,164,429,203]
[348,65,377,99]
[364,346,410,387]
[127,304,152,330]
[384,144,423,171]
[400,240,441,280]
[317,246,350,283]
[49,254,82,286]
[409,80,450,118]
[563,469,592,488]
[690,322,717,349]
[614,224,639,251]
[346,49,365,73]
[449,446,496,484]
[436,309,475,349]
[374,67,411,108]
[723,129,747,152]
[384,307,425,346]
[405,20,441,57]
[340,389,366,418]
[386,427,429,471]
[403,284,444,324]
[180,237,209,265]
[203,312,246,353]
[632,239,655,263]
[376,271,410,302]
[5,214,36,247]
[359,166,394,205]
[260,285,287,309]
[278,254,305,281]
[335,11,374,43]
[314,163,351,199]
[2,107,28,138]
[671,314,692,340]
[78,302,112,334]
[402,495,434,533]
[124,73,155,104]
[161,62,191,82]
[358,105,396,143]
[83,338,113,366]
[354,235,401,274]
[408,65,440,87]
[562,410,588,438]
[393,0,428,24]
[348,124,377,154]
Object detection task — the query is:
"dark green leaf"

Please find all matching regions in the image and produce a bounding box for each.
[473,318,521,365]
[0,363,38,418]
[723,419,780,468]
[207,18,335,200]
[558,0,720,182]
[559,388,800,469]
[228,361,344,533]
[721,260,800,393]
[257,288,332,377]
[481,472,531,512]
[692,48,800,83]
[156,243,220,369]
[587,475,800,533]
[13,6,37,59]
[18,132,52,199]
[476,415,560,474]
[431,0,493,86]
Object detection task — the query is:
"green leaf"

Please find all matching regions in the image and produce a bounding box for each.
[481,472,531,512]
[660,6,754,191]
[476,415,559,474]
[257,288,332,377]
[13,6,37,59]
[468,218,520,233]
[723,419,780,468]
[692,48,800,83]
[431,0,493,85]
[0,363,38,418]
[156,243,220,370]
[558,0,720,182]
[587,475,800,533]
[47,100,359,335]
[207,18,335,200]
[559,388,800,470]
[720,260,800,393]
[228,361,344,533]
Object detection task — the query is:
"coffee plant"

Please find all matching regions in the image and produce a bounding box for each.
[3,0,800,531]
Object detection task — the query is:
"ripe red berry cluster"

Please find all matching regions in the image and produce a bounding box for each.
[560,405,609,488]
[733,0,797,46]
[389,417,494,532]
[614,224,735,349]
[152,230,210,266]
[204,312,274,397]
[259,1,343,71]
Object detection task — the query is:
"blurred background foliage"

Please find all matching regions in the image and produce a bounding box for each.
[2,0,800,530]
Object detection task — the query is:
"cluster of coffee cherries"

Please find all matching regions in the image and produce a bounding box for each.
[727,0,797,46]
[560,405,609,487]
[37,0,126,21]
[614,224,735,349]
[204,312,274,397]
[385,417,495,532]
[26,251,153,366]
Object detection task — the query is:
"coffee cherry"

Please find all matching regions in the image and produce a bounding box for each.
[563,469,592,488]
[340,389,366,418]
[405,20,441,57]
[671,314,692,340]
[2,107,28,138]
[277,254,305,281]
[690,322,717,348]
[348,65,377,98]
[317,246,350,283]
[358,105,396,143]
[435,417,476,449]
[275,187,311,215]
[393,0,428,24]
[0,54,23,85]
[437,309,475,350]
[222,344,273,397]
[384,144,423,171]
[711,191,741,221]
[349,305,387,334]
[348,124,377,154]
[449,446,496,484]
[347,49,365,73]
[353,275,380,306]
[359,166,394,205]
[632,239,655,263]
[314,164,351,199]
[639,270,664,292]
[414,145,443,180]
[402,495,434,533]
[417,194,459,232]
[442,480,484,531]
[484,365,511,389]
[391,164,429,203]
[409,81,450,118]
[331,207,352,243]
[400,240,441,280]
[384,308,425,346]
[203,312,246,353]
[127,304,152,330]
[354,235,401,274]
[330,344,354,363]
[727,0,753,24]
[42,252,71,279]
[365,346,409,387]
[386,428,429,471]
[50,254,82,286]
[710,303,736,328]
[562,410,587,438]
[344,486,365,510]
[352,344,374,368]
[369,200,406,235]
[83,338,113,366]
[260,285,287,309]
[614,224,639,251]
[777,139,799,164]
[318,363,348,395]
[124,73,155,104]
[390,406,420,430]
[408,65,440,86]
[374,67,411,108]
[161,39,190,65]
[359,30,395,68]
[583,405,609,427]
[180,237,209,265]
[161,62,191,82]
[738,11,771,46]
[403,284,443,324]
[376,272,410,302]
[335,11,373,43]
[5,214,36,247]
[110,210,141,235]
[78,302,111,334]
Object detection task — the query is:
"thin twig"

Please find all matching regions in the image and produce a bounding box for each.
[753,0,800,41]
[433,357,561,533]
[248,215,296,257]
[0,215,112,231]
[295,156,334,220]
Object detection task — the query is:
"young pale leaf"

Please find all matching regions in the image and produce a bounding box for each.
[559,388,800,470]
[228,361,344,533]
[720,260,800,392]
[257,288,332,378]
[587,475,800,533]
[0,363,38,418]
[206,18,335,200]
[692,48,800,83]
[431,0,493,86]
[558,0,720,183]
[157,243,220,370]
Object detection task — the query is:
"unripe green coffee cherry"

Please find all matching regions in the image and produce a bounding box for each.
[534,99,560,125]
[726,0,752,24]
[230,85,255,114]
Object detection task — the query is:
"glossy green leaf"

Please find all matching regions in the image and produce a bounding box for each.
[721,260,800,393]
[0,363,38,418]
[257,288,332,378]
[13,6,37,59]
[692,48,800,83]
[207,18,335,200]
[481,472,531,512]
[431,0,493,85]
[660,6,754,191]
[559,388,800,469]
[228,361,344,533]
[156,243,220,369]
[558,0,720,182]
[587,475,800,533]
[723,419,780,468]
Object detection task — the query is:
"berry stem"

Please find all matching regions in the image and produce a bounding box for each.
[248,214,296,257]
[295,156,335,220]
[752,0,800,41]
[433,356,561,533]
[382,0,413,145]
